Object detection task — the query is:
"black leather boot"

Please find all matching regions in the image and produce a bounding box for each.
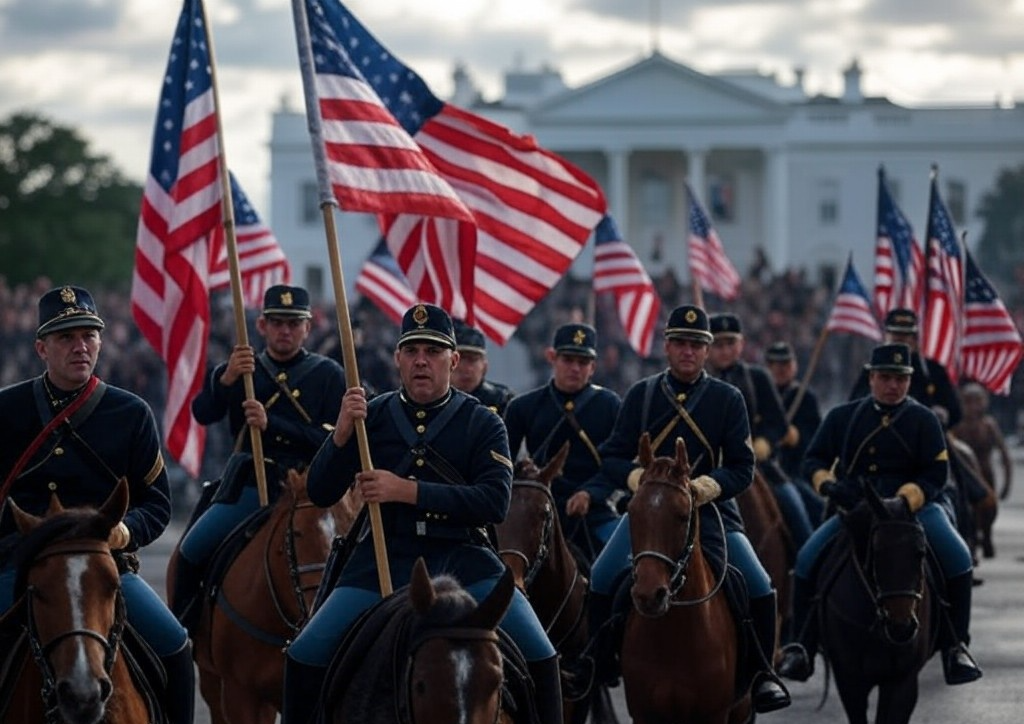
[942,572,983,685]
[778,575,817,682]
[159,641,196,724]
[281,655,328,724]
[170,556,204,634]
[528,655,564,724]
[748,592,791,713]
[586,590,620,688]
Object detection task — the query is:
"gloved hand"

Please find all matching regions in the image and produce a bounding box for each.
[882,495,912,519]
[690,475,721,506]
[107,522,131,550]
[821,479,860,510]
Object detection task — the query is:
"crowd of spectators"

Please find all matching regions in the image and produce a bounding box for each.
[4,255,1024,504]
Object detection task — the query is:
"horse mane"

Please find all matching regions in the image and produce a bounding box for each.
[9,509,107,598]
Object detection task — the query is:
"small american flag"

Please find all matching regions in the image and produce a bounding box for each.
[921,171,963,379]
[961,248,1023,394]
[306,0,606,343]
[826,254,882,341]
[593,215,660,357]
[873,167,924,319]
[686,183,740,301]
[355,238,417,325]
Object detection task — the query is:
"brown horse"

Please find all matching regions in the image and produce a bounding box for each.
[624,434,751,724]
[494,443,614,724]
[3,479,149,724]
[325,557,515,724]
[167,471,360,724]
[818,485,936,724]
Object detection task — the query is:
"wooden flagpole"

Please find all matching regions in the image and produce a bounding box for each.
[200,1,270,507]
[291,0,392,596]
[786,324,830,425]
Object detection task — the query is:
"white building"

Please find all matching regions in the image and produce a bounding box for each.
[268,53,1024,385]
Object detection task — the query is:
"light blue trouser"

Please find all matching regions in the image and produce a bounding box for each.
[1,567,187,657]
[772,481,814,548]
[288,576,556,666]
[590,512,772,598]
[179,486,261,564]
[794,501,973,580]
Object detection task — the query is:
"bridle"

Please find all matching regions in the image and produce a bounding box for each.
[265,490,326,633]
[630,477,728,606]
[852,518,926,644]
[24,540,126,724]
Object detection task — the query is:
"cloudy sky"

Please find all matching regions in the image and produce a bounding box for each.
[2,0,1021,214]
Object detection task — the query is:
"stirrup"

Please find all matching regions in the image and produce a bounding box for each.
[777,643,814,682]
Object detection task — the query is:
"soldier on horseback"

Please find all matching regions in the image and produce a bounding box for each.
[169,285,346,631]
[451,319,516,415]
[503,323,623,557]
[282,303,564,724]
[584,304,792,714]
[778,343,983,686]
[0,286,194,724]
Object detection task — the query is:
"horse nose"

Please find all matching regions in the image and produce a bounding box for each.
[56,675,110,724]
[632,585,670,618]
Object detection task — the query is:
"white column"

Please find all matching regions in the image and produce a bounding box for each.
[606,148,630,232]
[687,148,707,203]
[764,147,790,270]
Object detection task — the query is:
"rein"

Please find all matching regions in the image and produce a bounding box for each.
[24,541,127,724]
[263,492,325,633]
[631,478,729,607]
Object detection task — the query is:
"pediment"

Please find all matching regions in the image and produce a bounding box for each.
[531,52,785,125]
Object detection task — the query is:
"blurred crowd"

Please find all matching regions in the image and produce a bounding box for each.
[5,255,1024,494]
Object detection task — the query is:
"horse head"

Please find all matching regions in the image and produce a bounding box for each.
[495,442,570,592]
[861,482,927,645]
[404,557,511,724]
[8,479,130,724]
[628,434,700,618]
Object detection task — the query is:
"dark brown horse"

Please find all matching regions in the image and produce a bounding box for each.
[325,557,515,724]
[819,485,936,724]
[4,479,149,724]
[166,471,360,724]
[624,434,751,724]
[495,443,616,724]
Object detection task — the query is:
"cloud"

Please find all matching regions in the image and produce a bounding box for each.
[2,0,124,43]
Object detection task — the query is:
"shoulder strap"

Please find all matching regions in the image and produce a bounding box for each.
[388,393,468,480]
[257,351,322,423]
[840,398,915,476]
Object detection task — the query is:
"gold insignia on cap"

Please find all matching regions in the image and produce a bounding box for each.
[281,291,294,306]
[894,353,903,363]
[60,287,76,304]
[413,304,429,325]
[685,310,697,323]
[573,329,586,346]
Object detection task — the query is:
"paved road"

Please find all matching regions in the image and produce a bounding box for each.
[139,452,1024,723]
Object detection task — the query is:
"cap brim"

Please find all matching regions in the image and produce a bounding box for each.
[263,308,312,319]
[37,314,105,338]
[865,364,913,374]
[554,345,596,359]
[457,345,487,355]
[399,331,456,349]
[664,329,713,344]
[884,326,918,334]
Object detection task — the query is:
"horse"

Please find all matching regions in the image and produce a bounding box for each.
[323,557,516,724]
[817,484,936,724]
[166,470,360,724]
[623,434,752,724]
[494,443,617,724]
[2,478,149,724]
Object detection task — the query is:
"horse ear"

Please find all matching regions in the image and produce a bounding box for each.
[97,478,131,531]
[46,493,65,517]
[287,468,308,495]
[638,432,653,467]
[409,557,437,614]
[674,437,691,479]
[463,566,514,631]
[539,442,571,487]
[7,498,44,534]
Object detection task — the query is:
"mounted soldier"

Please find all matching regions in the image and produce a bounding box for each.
[451,319,515,415]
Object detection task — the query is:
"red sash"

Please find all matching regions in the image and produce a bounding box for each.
[0,375,102,505]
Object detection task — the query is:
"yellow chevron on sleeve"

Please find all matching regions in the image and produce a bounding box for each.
[490,450,513,470]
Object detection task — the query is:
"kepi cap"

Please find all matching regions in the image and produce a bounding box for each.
[398,303,456,349]
[709,312,742,337]
[883,308,918,335]
[664,305,713,344]
[262,285,312,319]
[865,343,914,374]
[765,341,794,363]
[36,286,105,339]
[552,323,597,359]
[454,319,487,355]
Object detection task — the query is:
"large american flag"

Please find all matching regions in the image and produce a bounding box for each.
[873,167,924,319]
[132,0,287,477]
[305,0,606,343]
[355,238,417,325]
[686,183,740,300]
[961,248,1023,394]
[921,172,964,379]
[593,215,660,357]
[826,254,882,340]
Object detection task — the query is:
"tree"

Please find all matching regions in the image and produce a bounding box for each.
[974,163,1024,286]
[0,111,142,287]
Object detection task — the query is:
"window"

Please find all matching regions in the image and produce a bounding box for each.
[305,265,324,299]
[708,175,735,222]
[639,171,671,225]
[946,179,967,226]
[300,181,319,224]
[817,179,839,225]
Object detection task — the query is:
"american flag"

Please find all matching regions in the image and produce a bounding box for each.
[961,248,1023,394]
[873,167,924,318]
[593,215,660,357]
[355,238,417,325]
[826,254,882,340]
[686,183,740,300]
[921,171,964,379]
[208,174,290,308]
[305,0,606,343]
